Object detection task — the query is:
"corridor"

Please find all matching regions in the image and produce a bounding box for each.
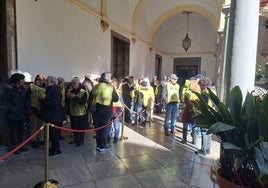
[0,113,220,188]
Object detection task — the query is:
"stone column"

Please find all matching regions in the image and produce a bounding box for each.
[230,0,260,96]
[215,4,232,102]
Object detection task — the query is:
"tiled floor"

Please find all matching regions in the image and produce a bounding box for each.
[0,113,220,188]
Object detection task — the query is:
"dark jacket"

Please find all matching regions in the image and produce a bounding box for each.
[3,84,26,121]
[39,84,64,124]
[181,96,194,124]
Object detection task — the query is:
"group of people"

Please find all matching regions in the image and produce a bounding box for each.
[3,72,120,156]
[3,71,216,157]
[180,74,216,155]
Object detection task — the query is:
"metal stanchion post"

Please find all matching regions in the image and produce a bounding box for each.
[120,108,128,141]
[34,123,59,188]
[44,123,49,182]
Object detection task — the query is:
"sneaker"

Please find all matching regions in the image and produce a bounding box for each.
[195,149,205,155]
[181,140,187,144]
[113,138,118,144]
[49,151,61,156]
[165,131,170,136]
[31,141,39,148]
[69,140,77,144]
[20,147,29,152]
[38,141,45,145]
[98,145,112,152]
[14,150,21,155]
[75,143,83,147]
[170,130,174,134]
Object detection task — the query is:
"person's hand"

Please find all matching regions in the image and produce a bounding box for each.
[68,93,76,98]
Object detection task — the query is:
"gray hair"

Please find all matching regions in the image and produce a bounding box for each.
[47,76,57,84]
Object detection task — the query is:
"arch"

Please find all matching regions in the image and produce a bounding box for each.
[132,0,145,35]
[148,5,219,43]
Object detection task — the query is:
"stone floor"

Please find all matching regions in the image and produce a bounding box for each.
[0,113,220,188]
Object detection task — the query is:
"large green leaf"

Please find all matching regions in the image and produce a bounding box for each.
[228,86,243,122]
[207,122,236,134]
[207,88,220,105]
[261,94,268,113]
[255,147,268,175]
[193,92,218,125]
[260,142,268,161]
[258,112,268,141]
[217,102,233,125]
[222,142,242,150]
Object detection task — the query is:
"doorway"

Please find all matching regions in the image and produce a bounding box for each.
[173,57,201,85]
[111,31,130,81]
[155,54,162,80]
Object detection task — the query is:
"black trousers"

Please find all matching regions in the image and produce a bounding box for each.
[70,115,88,145]
[49,123,61,152]
[8,119,24,147]
[95,106,112,148]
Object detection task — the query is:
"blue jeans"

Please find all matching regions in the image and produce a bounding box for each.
[108,107,121,141]
[164,103,179,132]
[201,128,212,153]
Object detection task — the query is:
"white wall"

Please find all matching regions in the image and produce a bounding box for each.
[16,0,159,82]
[16,0,111,81]
[153,13,217,82]
[130,42,155,78]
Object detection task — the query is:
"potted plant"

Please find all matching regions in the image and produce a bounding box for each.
[193,86,268,187]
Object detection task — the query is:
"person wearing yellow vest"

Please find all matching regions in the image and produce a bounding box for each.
[92,72,119,152]
[66,77,88,147]
[133,80,155,125]
[25,74,46,148]
[162,74,180,136]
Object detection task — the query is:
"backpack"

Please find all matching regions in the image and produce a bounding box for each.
[134,90,144,110]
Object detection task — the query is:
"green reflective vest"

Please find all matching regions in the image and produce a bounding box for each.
[30,83,46,109]
[68,89,87,116]
[92,82,114,106]
[166,82,180,103]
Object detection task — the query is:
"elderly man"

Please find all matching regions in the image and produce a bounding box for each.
[162,74,180,136]
[39,76,64,156]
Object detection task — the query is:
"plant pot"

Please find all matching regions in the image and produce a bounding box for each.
[33,179,59,188]
[216,168,243,188]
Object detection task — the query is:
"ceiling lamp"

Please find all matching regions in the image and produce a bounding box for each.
[182,11,191,52]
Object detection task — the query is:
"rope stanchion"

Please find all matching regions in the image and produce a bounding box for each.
[34,123,59,188]
[0,126,44,161]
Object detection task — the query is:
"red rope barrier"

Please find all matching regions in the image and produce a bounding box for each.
[51,110,123,133]
[0,110,124,161]
[0,126,44,161]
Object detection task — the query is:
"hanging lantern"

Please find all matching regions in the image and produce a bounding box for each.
[182,12,191,52]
